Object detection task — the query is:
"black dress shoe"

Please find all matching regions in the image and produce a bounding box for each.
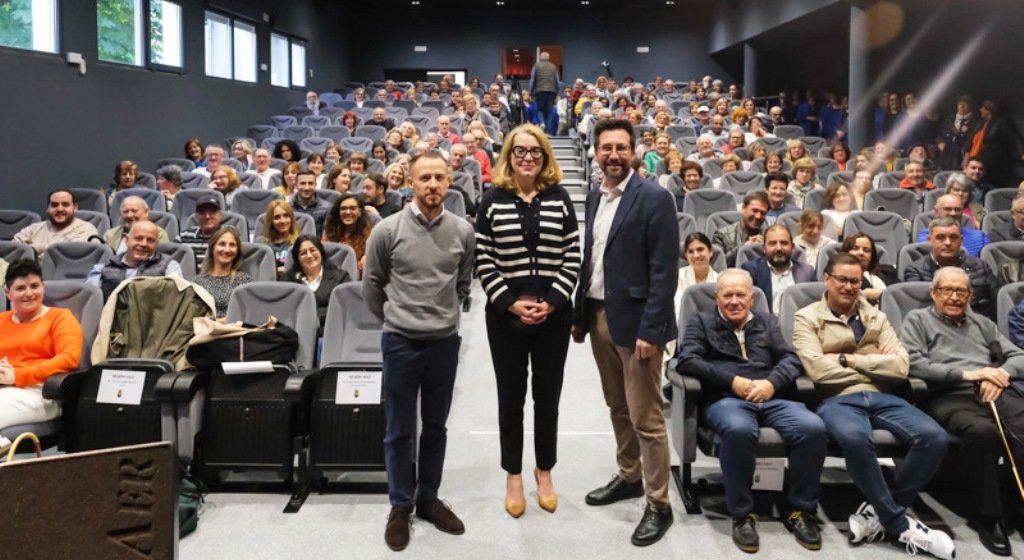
[631,507,673,547]
[783,510,822,551]
[585,475,644,506]
[732,513,759,553]
[972,520,1012,557]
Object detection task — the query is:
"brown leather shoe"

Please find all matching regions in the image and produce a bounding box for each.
[415,498,465,535]
[385,507,411,551]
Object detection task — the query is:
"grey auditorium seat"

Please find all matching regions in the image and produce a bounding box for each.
[41,242,113,281]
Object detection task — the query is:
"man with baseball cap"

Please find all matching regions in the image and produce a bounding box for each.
[176,194,224,266]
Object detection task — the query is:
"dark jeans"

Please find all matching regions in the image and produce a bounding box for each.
[485,306,571,474]
[818,391,948,535]
[534,91,557,136]
[704,397,827,517]
[928,390,1006,522]
[381,331,461,508]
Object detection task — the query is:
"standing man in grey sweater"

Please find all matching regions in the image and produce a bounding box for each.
[529,51,561,136]
[362,151,476,552]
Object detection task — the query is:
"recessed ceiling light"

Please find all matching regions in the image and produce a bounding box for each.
[580,0,589,4]
[410,1,420,4]
[665,0,674,4]
[496,1,505,4]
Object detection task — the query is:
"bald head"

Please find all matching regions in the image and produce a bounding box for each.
[716,269,755,328]
[933,194,964,220]
[125,220,159,266]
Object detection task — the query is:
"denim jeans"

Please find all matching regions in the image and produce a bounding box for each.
[817,391,948,535]
[705,397,827,517]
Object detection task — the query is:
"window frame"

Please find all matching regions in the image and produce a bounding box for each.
[269,30,307,90]
[203,8,259,84]
[95,0,145,67]
[146,0,184,74]
[0,0,60,56]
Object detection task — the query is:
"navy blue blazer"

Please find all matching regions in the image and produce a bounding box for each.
[740,256,816,310]
[573,173,679,347]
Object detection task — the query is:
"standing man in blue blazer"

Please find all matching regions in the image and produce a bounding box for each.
[740,224,817,314]
[572,119,679,547]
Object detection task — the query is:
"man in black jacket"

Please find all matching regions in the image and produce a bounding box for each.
[677,269,826,553]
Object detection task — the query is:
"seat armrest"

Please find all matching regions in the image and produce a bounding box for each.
[795,376,816,397]
[42,368,90,401]
[665,367,703,398]
[284,369,321,402]
[154,371,180,401]
[907,377,930,403]
[169,371,210,402]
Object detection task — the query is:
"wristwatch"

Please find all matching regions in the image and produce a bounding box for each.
[839,354,849,367]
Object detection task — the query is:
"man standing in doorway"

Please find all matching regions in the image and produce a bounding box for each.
[529,51,561,137]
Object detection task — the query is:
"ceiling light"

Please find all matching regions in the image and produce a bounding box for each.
[665,0,674,4]
[580,1,589,5]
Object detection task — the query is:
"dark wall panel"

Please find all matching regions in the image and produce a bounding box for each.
[0,0,347,212]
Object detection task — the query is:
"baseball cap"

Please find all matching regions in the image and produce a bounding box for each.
[697,106,710,113]
[196,195,222,210]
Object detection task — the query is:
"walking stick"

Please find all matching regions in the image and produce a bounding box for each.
[989,400,1024,501]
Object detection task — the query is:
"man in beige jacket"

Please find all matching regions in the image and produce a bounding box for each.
[792,252,954,560]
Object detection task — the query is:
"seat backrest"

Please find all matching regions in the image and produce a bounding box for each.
[877,172,906,190]
[156,241,197,280]
[300,137,333,156]
[246,125,279,142]
[826,171,855,188]
[283,242,358,281]
[701,159,724,179]
[674,137,697,156]
[270,115,297,129]
[802,187,827,211]
[180,172,209,191]
[148,211,179,240]
[922,188,944,213]
[183,211,248,241]
[153,157,196,173]
[811,157,838,179]
[43,281,103,368]
[238,242,277,281]
[283,125,314,142]
[759,137,787,152]
[997,282,1024,338]
[301,115,331,130]
[136,172,157,189]
[0,240,35,264]
[230,190,283,228]
[75,210,110,234]
[842,211,906,265]
[677,213,696,260]
[704,210,742,236]
[681,189,737,233]
[226,282,319,369]
[778,282,826,344]
[982,211,1012,241]
[68,188,108,215]
[172,190,224,223]
[772,125,803,140]
[677,283,768,341]
[985,188,1018,212]
[443,189,466,217]
[0,210,41,241]
[980,241,1024,284]
[318,125,350,144]
[355,125,386,142]
[319,282,383,366]
[720,171,763,196]
[863,188,921,219]
[41,242,113,280]
[932,171,954,191]
[109,187,167,224]
[880,282,932,334]
[340,136,374,153]
[897,242,932,281]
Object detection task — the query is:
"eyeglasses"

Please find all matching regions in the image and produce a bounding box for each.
[828,274,862,287]
[597,144,631,155]
[934,286,971,298]
[511,146,544,159]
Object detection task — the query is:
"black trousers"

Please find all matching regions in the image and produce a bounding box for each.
[485,305,572,474]
[927,390,1006,522]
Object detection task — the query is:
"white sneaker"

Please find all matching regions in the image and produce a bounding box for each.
[848,502,884,544]
[898,516,956,559]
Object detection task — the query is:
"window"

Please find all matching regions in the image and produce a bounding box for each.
[270,33,289,87]
[97,0,143,65]
[149,0,182,68]
[204,10,258,83]
[290,40,306,88]
[0,0,58,53]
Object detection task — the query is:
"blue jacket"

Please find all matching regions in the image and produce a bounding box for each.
[915,226,990,257]
[573,173,679,347]
[677,310,804,401]
[740,256,817,311]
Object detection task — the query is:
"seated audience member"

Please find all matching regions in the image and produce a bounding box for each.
[962,156,997,203]
[713,191,768,267]
[107,160,139,203]
[194,145,225,177]
[341,111,359,135]
[104,196,169,253]
[763,152,786,175]
[678,269,826,553]
[193,228,253,318]
[156,164,183,209]
[347,151,369,174]
[943,173,985,228]
[704,114,728,143]
[306,153,328,189]
[0,259,83,430]
[462,133,494,184]
[372,141,391,166]
[712,155,742,189]
[290,170,332,238]
[88,220,181,300]
[15,189,99,261]
[902,267,1024,556]
[369,107,396,131]
[787,158,821,207]
[793,209,831,269]
[658,152,684,189]
[644,133,671,174]
[323,194,374,274]
[325,144,343,167]
[677,161,704,193]
[252,148,281,189]
[635,129,656,159]
[677,232,718,299]
[273,139,301,164]
[361,174,400,218]
[687,134,720,165]
[792,253,955,559]
[831,144,851,172]
[850,168,874,211]
[784,139,808,163]
[721,127,745,155]
[184,138,204,168]
[384,163,408,192]
[914,194,990,256]
[741,225,816,314]
[745,142,767,170]
[820,182,856,233]
[254,199,299,277]
[326,165,354,193]
[905,217,996,318]
[990,193,1024,242]
[899,161,934,196]
[177,195,224,267]
[273,162,302,199]
[841,232,897,306]
[764,172,800,226]
[287,235,351,332]
[745,116,774,145]
[232,139,254,171]
[210,165,244,207]
[436,115,461,146]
